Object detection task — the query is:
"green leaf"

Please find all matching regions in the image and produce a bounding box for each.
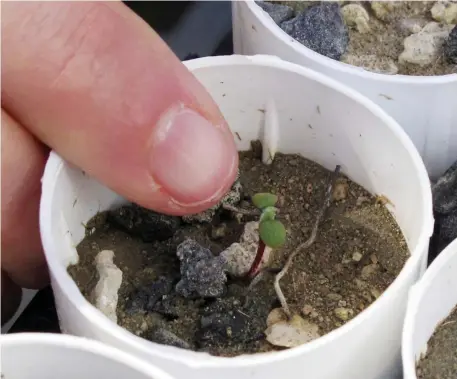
[259,220,286,248]
[252,193,278,209]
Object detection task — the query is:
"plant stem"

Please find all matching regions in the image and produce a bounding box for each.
[247,240,266,278]
[275,165,341,318]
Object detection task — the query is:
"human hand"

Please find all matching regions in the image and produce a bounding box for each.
[1,2,238,323]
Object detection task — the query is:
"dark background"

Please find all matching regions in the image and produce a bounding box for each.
[5,0,233,334]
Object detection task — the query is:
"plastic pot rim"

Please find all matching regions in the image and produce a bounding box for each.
[246,0,457,84]
[1,332,175,379]
[40,54,434,369]
[402,238,457,378]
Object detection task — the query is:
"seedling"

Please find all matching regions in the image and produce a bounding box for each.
[246,193,286,278]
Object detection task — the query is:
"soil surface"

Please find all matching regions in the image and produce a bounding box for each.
[68,143,409,356]
[275,1,457,76]
[416,305,457,379]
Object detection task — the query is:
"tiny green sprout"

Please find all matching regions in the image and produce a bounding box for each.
[247,192,287,278]
[252,193,278,210]
[259,219,286,248]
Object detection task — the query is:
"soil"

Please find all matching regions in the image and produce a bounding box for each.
[68,142,409,356]
[276,1,457,76]
[416,305,457,379]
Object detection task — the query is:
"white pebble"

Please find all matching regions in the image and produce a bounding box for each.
[92,250,123,324]
[370,1,396,21]
[342,4,370,33]
[399,22,454,66]
[431,1,457,25]
[266,308,288,327]
[220,221,272,277]
[265,314,320,348]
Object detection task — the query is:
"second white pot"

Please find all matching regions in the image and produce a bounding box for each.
[232,0,457,180]
[39,55,433,379]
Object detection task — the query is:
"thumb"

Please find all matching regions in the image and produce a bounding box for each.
[2,1,238,215]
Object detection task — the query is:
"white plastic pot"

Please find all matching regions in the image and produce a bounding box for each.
[0,333,174,379]
[40,55,434,379]
[402,238,457,379]
[232,0,457,180]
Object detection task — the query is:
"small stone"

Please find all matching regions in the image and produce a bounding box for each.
[439,208,457,247]
[302,304,314,315]
[352,251,363,262]
[327,293,343,301]
[332,179,349,201]
[310,311,319,319]
[198,297,262,347]
[398,18,426,34]
[92,250,123,323]
[431,1,457,25]
[108,204,180,242]
[338,300,347,307]
[370,1,396,21]
[444,25,457,63]
[433,161,457,215]
[341,54,398,75]
[149,328,192,350]
[370,288,382,299]
[356,196,370,206]
[354,278,368,290]
[256,1,295,24]
[361,263,378,279]
[211,223,228,240]
[220,221,272,277]
[266,308,288,327]
[334,307,352,321]
[265,314,320,348]
[370,254,379,264]
[342,4,370,34]
[280,3,349,60]
[399,22,454,66]
[125,276,175,314]
[182,179,242,223]
[175,239,227,298]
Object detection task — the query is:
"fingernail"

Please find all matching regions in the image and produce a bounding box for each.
[149,106,238,206]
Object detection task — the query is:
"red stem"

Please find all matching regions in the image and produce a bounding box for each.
[247,240,266,279]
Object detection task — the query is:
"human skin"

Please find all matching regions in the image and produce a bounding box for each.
[1,1,238,323]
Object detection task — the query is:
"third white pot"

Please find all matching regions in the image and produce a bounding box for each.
[0,333,174,379]
[232,0,457,180]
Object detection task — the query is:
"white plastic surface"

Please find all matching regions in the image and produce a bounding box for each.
[0,333,174,379]
[402,238,457,379]
[232,0,457,180]
[39,55,434,379]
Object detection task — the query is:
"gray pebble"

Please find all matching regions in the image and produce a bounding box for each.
[175,239,227,298]
[280,3,349,60]
[444,25,457,64]
[182,179,242,224]
[440,209,457,244]
[433,160,457,215]
[431,160,457,256]
[108,204,180,242]
[125,276,175,315]
[149,328,192,350]
[256,1,294,24]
